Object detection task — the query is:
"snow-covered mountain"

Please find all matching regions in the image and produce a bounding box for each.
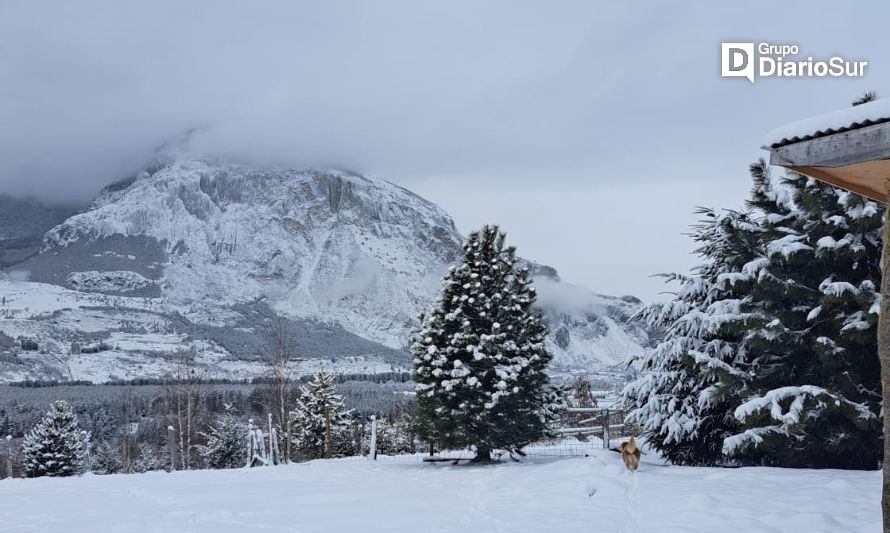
[0,158,652,382]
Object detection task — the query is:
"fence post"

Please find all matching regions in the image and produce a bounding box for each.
[5,435,12,479]
[369,416,377,461]
[167,425,175,472]
[81,430,91,473]
[268,413,276,465]
[602,408,610,450]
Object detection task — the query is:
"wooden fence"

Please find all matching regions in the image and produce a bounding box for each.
[552,407,626,449]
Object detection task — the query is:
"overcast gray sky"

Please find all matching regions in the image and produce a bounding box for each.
[1,1,888,301]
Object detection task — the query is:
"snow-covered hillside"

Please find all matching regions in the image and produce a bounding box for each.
[0,445,878,532]
[0,280,406,383]
[1,158,652,382]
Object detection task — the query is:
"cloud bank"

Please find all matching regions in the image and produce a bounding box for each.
[1,1,888,300]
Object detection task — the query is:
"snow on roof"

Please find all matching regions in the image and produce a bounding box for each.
[763,98,890,149]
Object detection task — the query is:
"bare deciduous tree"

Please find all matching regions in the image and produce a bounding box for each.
[263,318,297,463]
[163,349,205,470]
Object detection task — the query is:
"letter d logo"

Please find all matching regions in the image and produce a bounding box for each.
[721,43,755,83]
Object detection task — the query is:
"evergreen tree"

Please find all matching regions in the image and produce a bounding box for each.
[290,372,354,460]
[92,441,122,475]
[722,161,883,469]
[22,400,84,477]
[627,157,883,469]
[623,207,761,465]
[370,415,415,455]
[132,444,165,473]
[198,404,246,469]
[412,224,563,461]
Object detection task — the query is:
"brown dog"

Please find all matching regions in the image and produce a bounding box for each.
[618,437,641,472]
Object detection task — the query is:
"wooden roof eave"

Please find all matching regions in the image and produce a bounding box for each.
[767,121,890,203]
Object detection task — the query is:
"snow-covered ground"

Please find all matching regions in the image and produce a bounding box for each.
[1,446,878,533]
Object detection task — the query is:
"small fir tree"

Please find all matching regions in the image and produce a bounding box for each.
[198,404,246,469]
[370,415,415,455]
[290,372,354,460]
[412,225,562,461]
[132,444,165,473]
[22,400,84,477]
[92,441,122,475]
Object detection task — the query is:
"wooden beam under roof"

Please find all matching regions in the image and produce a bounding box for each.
[769,121,890,203]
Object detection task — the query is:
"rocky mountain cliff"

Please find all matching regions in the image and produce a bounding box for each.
[0,158,652,382]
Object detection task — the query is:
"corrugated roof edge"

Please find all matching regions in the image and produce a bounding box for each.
[762,98,890,150]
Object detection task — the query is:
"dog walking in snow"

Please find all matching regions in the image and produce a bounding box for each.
[619,437,641,472]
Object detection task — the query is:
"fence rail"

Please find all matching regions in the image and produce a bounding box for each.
[553,424,625,435]
[553,406,625,449]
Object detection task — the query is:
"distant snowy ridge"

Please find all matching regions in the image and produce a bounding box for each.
[1,157,652,382]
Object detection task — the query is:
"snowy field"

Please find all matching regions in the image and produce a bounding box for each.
[0,447,879,533]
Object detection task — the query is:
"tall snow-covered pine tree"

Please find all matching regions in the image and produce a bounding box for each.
[412,224,561,461]
[623,207,761,465]
[722,160,883,468]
